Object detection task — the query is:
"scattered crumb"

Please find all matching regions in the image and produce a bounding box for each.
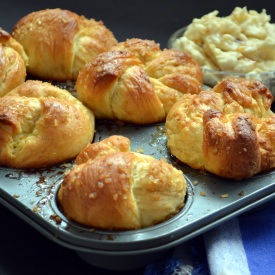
[220,194,229,198]
[238,191,245,196]
[107,235,114,240]
[199,170,208,176]
[193,180,199,186]
[200,191,206,197]
[13,194,19,198]
[62,163,72,168]
[50,214,62,224]
[135,147,144,153]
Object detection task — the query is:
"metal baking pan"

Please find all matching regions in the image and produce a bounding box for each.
[1,118,275,270]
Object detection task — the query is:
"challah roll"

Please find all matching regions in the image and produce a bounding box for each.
[0,28,28,96]
[12,8,117,81]
[0,80,95,168]
[58,135,187,230]
[166,77,275,179]
[76,38,203,124]
[76,134,131,164]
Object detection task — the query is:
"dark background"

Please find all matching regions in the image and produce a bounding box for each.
[1,1,275,274]
[1,0,275,49]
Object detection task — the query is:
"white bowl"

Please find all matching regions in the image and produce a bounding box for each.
[202,68,275,92]
[168,27,275,97]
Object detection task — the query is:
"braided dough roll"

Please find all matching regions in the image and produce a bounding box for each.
[166,77,275,179]
[0,28,28,96]
[0,80,95,168]
[12,8,117,81]
[76,38,203,124]
[58,135,187,230]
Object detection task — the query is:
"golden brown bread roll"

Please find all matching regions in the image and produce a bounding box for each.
[0,28,28,96]
[58,135,187,230]
[76,135,130,164]
[166,77,275,179]
[0,80,95,168]
[76,38,203,124]
[12,8,117,81]
[202,110,261,179]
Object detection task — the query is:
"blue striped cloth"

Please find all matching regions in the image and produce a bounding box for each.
[205,200,275,275]
[144,200,275,275]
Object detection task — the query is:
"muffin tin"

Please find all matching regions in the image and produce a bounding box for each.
[1,116,275,270]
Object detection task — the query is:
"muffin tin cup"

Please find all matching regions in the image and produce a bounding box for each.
[1,120,275,270]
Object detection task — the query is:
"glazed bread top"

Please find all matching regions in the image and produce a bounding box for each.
[76,38,203,124]
[166,77,275,179]
[0,80,95,168]
[0,28,28,96]
[58,135,187,230]
[12,8,117,81]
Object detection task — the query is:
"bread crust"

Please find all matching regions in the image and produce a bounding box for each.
[12,8,117,81]
[0,28,28,96]
[76,38,203,124]
[203,109,261,179]
[76,135,131,164]
[166,77,275,179]
[58,135,187,230]
[0,80,95,168]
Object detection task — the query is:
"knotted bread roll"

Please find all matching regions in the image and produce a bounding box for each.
[12,8,117,81]
[0,80,95,168]
[58,135,187,230]
[166,77,275,179]
[76,38,203,124]
[0,28,28,96]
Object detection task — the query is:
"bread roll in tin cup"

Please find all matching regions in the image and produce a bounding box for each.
[12,8,118,81]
